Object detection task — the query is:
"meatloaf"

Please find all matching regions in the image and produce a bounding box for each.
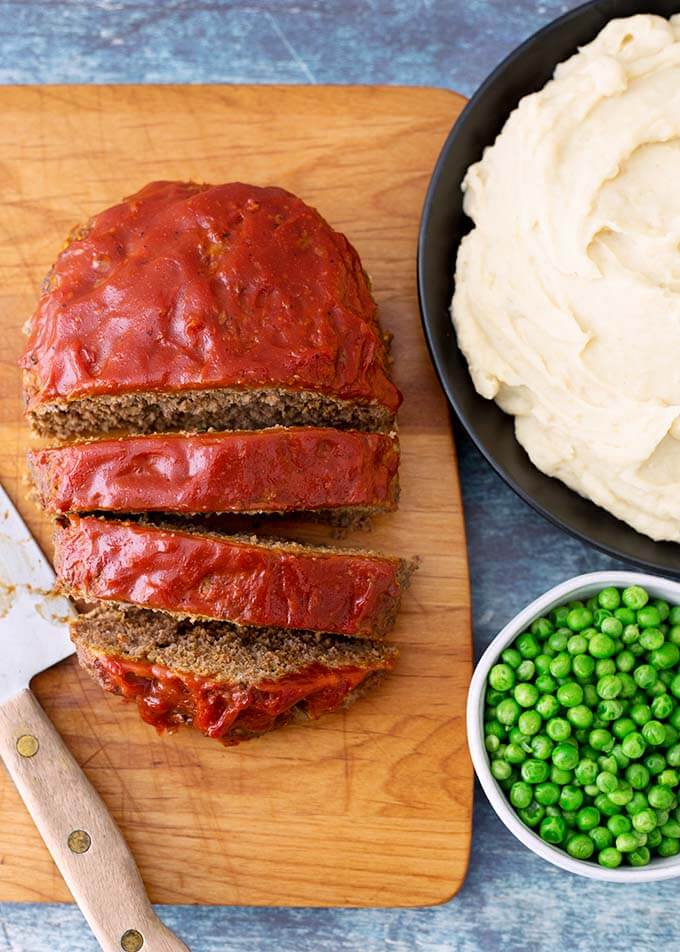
[54,515,416,638]
[73,604,398,745]
[29,427,399,518]
[21,181,402,438]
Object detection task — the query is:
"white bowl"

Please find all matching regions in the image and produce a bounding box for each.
[467,571,680,882]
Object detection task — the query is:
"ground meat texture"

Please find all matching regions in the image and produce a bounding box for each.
[72,604,398,745]
[54,515,416,638]
[21,181,401,437]
[28,427,399,516]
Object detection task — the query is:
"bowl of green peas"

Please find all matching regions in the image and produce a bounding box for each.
[467,572,680,881]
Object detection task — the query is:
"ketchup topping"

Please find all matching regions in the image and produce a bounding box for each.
[21,181,401,414]
[54,516,404,637]
[29,427,399,515]
[94,654,383,744]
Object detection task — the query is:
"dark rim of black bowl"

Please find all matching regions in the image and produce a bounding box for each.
[417,0,680,577]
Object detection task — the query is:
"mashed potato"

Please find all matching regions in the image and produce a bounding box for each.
[452,13,680,542]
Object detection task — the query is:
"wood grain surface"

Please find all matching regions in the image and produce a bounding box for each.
[0,84,471,907]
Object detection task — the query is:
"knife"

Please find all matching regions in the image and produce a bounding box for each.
[0,484,190,952]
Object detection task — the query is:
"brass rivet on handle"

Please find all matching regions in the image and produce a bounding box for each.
[16,734,39,758]
[67,829,91,854]
[121,929,144,951]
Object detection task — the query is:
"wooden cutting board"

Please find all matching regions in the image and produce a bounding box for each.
[0,84,471,907]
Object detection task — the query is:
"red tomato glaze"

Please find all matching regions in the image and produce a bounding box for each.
[55,516,404,637]
[93,655,384,744]
[21,181,401,414]
[29,428,399,514]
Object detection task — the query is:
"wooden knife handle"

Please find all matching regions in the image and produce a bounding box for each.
[0,688,190,952]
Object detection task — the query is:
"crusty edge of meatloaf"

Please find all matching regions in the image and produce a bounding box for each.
[26,385,395,439]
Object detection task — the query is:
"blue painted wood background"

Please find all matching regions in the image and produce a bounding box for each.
[0,1,675,949]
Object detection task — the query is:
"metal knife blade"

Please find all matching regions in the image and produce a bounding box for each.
[0,484,73,703]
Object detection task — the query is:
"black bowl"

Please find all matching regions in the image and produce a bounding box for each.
[417,0,680,576]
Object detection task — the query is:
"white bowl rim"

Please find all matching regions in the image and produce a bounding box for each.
[467,570,680,883]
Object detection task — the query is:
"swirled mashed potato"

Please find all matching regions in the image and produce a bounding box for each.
[452,14,680,542]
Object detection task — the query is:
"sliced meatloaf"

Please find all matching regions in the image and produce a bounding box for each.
[73,604,398,745]
[29,427,399,518]
[54,515,416,638]
[21,181,402,438]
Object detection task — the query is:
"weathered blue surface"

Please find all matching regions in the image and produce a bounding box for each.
[0,1,674,950]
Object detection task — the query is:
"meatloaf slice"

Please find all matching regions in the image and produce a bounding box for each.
[54,516,416,639]
[72,604,398,745]
[29,427,399,519]
[21,181,402,438]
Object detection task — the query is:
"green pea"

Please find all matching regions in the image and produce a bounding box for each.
[518,710,542,736]
[514,683,539,708]
[552,743,579,771]
[631,704,652,727]
[638,605,662,629]
[589,826,613,850]
[632,808,657,833]
[601,616,623,638]
[648,785,675,810]
[598,587,621,611]
[557,682,583,708]
[652,643,680,671]
[645,752,666,775]
[590,728,614,752]
[596,659,617,678]
[510,781,533,809]
[583,684,599,708]
[534,781,560,806]
[589,633,616,659]
[516,632,541,659]
[535,654,552,674]
[639,628,664,652]
[598,699,624,722]
[521,759,550,784]
[491,760,512,781]
[596,771,618,795]
[618,673,637,698]
[502,648,522,669]
[535,674,557,694]
[516,659,536,682]
[657,837,680,857]
[595,794,621,818]
[651,694,674,720]
[607,814,631,836]
[622,586,649,611]
[567,705,593,730]
[551,766,574,786]
[612,718,636,740]
[536,694,560,719]
[530,734,553,761]
[597,674,622,700]
[572,654,595,681]
[616,832,640,853]
[625,792,649,817]
[567,608,593,632]
[518,801,545,828]
[559,785,583,812]
[642,720,666,747]
[598,847,623,868]
[608,783,634,807]
[622,732,647,760]
[616,650,635,673]
[531,617,553,639]
[629,846,651,867]
[497,698,521,726]
[661,819,680,838]
[626,763,650,790]
[549,653,572,679]
[576,805,600,831]
[653,600,671,622]
[504,743,527,764]
[575,759,598,785]
[546,718,571,742]
[566,833,594,860]
[659,769,679,788]
[622,624,640,645]
[540,815,567,845]
[586,596,599,613]
[566,635,587,657]
[647,827,663,848]
[655,809,670,827]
